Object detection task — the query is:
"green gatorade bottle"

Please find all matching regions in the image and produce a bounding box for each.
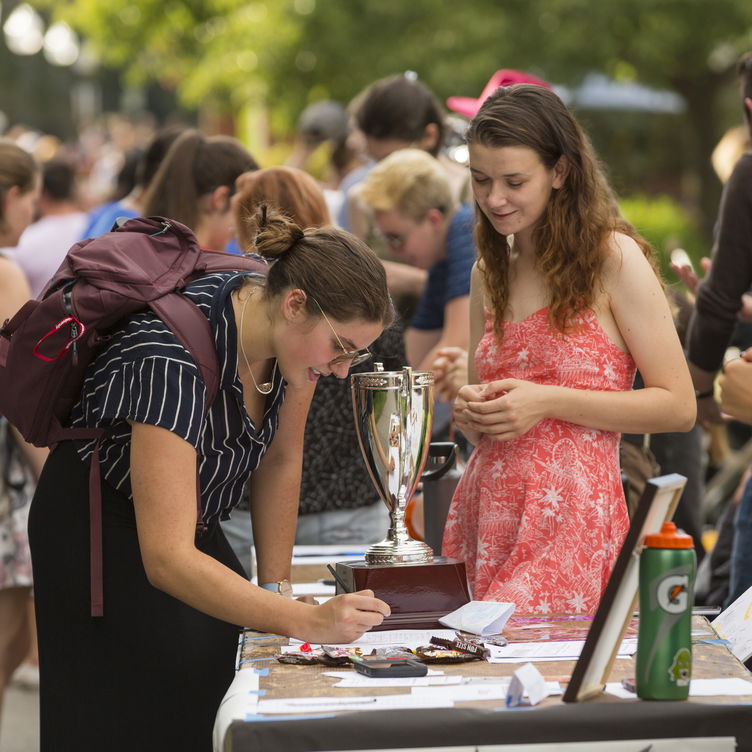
[636,521,696,700]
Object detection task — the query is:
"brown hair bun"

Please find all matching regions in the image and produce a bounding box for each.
[252,203,305,260]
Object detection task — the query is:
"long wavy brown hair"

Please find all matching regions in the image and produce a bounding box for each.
[466,85,656,337]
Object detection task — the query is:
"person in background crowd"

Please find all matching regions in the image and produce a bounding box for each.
[14,157,87,297]
[283,100,366,223]
[79,124,186,239]
[126,128,258,576]
[359,148,474,373]
[443,85,695,614]
[719,348,752,613]
[343,72,471,312]
[141,128,258,252]
[677,51,752,608]
[0,139,47,729]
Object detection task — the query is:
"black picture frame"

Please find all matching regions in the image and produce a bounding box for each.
[562,473,688,702]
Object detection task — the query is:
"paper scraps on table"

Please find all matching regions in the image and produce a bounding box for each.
[439,600,515,636]
[487,638,637,663]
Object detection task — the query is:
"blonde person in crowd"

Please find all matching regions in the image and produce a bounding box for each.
[358,148,475,373]
[0,140,47,727]
[443,85,695,614]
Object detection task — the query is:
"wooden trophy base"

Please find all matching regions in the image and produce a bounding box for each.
[334,556,470,631]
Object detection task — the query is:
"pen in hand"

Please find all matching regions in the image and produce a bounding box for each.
[326,564,352,594]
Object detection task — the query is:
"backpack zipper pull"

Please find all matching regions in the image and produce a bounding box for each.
[70,321,79,366]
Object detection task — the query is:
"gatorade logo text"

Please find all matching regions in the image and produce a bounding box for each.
[656,574,689,613]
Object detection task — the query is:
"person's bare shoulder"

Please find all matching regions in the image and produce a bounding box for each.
[601,231,653,288]
[0,255,32,318]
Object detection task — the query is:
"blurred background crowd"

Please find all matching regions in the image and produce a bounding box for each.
[2,0,752,748]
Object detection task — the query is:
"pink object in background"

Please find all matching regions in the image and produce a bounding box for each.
[446,69,553,118]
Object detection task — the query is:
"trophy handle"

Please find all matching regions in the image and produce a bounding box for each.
[421,442,459,481]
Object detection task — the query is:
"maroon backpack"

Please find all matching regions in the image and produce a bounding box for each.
[0,215,267,615]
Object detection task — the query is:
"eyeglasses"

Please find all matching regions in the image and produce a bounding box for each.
[309,296,372,368]
[381,231,407,251]
[377,210,440,252]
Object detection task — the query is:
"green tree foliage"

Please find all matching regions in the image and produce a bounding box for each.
[620,193,706,278]
[43,0,752,235]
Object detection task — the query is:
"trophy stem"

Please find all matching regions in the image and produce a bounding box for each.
[365,492,433,565]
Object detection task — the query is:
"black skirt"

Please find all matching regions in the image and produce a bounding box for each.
[28,441,245,752]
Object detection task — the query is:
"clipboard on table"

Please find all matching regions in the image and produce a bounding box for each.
[562,473,687,702]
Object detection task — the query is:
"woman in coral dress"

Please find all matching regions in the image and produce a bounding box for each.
[442,85,695,613]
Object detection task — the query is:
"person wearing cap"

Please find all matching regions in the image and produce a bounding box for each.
[359,148,475,374]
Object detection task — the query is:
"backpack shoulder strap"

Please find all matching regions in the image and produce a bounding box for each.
[149,293,220,409]
[160,253,269,405]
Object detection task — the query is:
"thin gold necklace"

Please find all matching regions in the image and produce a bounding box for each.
[239,287,276,396]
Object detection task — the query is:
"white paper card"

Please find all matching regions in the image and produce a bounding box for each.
[506,662,549,706]
[711,583,752,662]
[438,600,515,635]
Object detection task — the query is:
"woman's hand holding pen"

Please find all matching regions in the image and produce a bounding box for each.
[456,379,548,441]
[304,589,391,644]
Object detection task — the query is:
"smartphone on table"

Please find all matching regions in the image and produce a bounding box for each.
[351,655,427,678]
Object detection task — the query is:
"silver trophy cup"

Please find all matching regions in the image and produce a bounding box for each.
[351,365,435,564]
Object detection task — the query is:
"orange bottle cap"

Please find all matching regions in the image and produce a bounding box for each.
[644,521,694,549]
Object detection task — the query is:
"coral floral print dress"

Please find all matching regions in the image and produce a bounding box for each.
[443,306,634,614]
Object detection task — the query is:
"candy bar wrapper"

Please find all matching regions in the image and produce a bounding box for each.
[320,646,358,666]
[277,651,321,665]
[430,634,489,659]
[438,600,515,636]
[414,645,478,664]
